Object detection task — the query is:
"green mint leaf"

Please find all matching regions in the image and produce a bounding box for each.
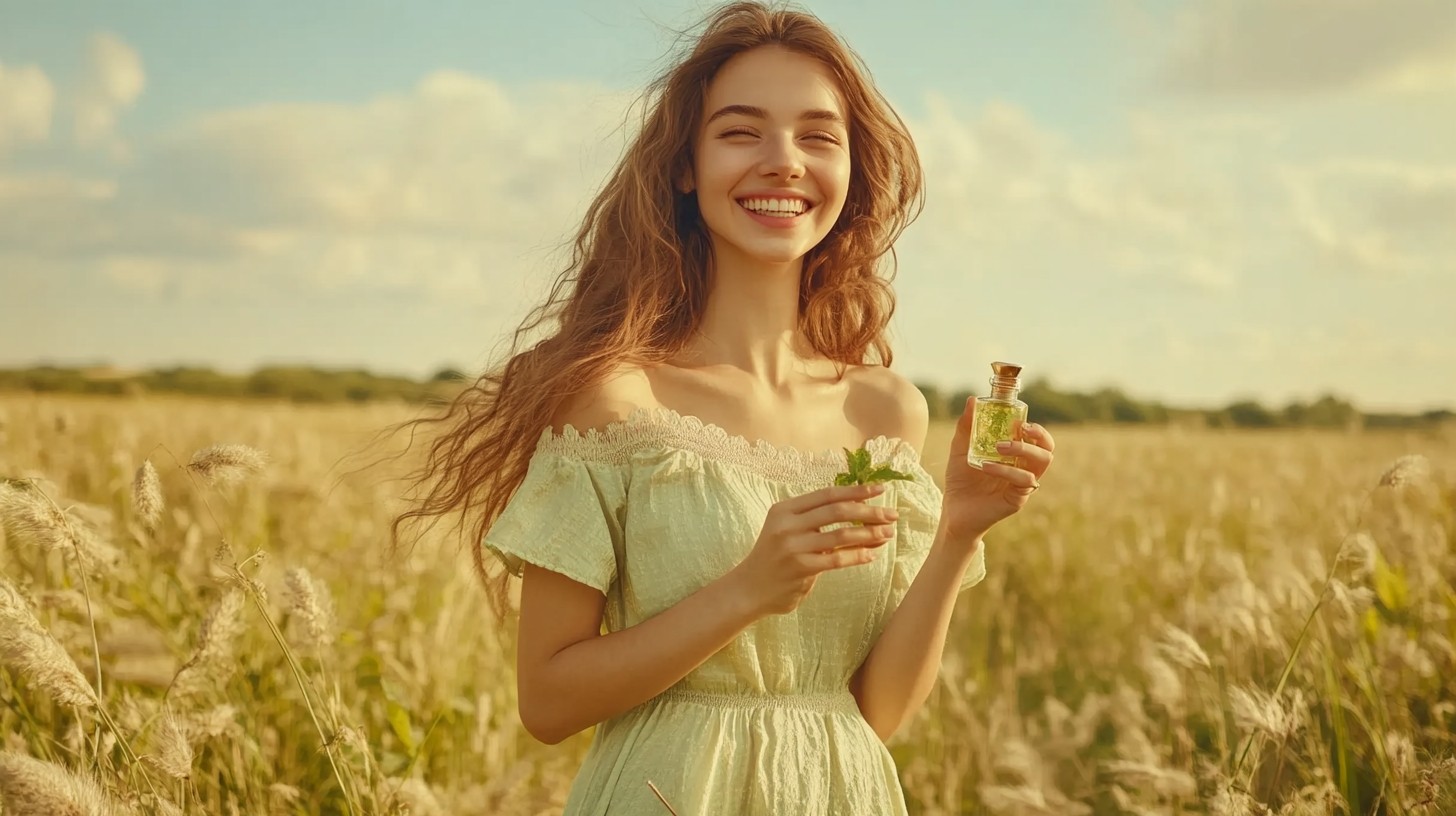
[833,447,917,487]
[865,465,914,483]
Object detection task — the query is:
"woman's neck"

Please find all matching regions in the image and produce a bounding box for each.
[679,254,817,392]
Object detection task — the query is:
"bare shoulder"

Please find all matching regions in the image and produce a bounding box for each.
[848,364,930,451]
[549,363,656,434]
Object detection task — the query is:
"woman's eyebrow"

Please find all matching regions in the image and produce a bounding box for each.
[705,104,846,126]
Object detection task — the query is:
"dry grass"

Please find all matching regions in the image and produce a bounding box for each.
[0,393,1452,814]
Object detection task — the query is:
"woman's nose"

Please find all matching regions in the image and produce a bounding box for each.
[758,134,805,179]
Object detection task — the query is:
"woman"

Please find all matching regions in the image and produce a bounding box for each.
[394,2,1055,812]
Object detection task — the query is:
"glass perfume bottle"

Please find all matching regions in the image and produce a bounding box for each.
[969,361,1029,468]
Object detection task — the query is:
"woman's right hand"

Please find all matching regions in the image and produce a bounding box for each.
[727,483,900,617]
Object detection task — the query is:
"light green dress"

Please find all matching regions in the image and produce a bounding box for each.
[484,407,986,815]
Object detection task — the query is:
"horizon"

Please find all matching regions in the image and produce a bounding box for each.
[6,359,1450,415]
[2,1,1453,413]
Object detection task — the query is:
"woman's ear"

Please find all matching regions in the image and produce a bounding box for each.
[677,171,695,195]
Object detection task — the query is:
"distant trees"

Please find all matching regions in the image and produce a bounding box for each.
[910,378,1429,430]
[0,365,1446,430]
[1282,395,1362,428]
[0,365,450,404]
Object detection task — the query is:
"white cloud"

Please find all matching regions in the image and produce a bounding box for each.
[904,95,1249,294]
[2,71,631,307]
[145,72,628,236]
[1158,0,1456,95]
[0,61,55,153]
[74,32,145,149]
[1281,160,1456,276]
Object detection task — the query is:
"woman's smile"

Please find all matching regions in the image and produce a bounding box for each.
[736,194,815,227]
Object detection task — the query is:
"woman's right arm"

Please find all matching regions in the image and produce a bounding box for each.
[516,562,756,744]
[515,480,897,745]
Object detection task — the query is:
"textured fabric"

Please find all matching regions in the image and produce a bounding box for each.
[484,407,987,815]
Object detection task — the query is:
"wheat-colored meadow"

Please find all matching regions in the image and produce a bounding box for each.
[0,393,1452,815]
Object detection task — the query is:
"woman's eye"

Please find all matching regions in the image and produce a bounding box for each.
[804,132,840,144]
[719,128,757,138]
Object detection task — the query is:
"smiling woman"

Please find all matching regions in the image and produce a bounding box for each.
[689,46,851,267]
[387,2,1055,814]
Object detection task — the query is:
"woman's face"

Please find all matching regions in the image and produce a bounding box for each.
[690,46,851,269]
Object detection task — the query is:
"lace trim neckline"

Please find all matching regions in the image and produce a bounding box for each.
[537,405,922,481]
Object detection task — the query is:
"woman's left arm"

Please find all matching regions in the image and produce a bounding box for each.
[851,394,1056,740]
[850,525,984,740]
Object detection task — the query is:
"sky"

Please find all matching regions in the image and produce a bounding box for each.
[0,0,1453,412]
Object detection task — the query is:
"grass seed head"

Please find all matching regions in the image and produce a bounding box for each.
[1139,647,1184,714]
[1157,623,1211,670]
[285,567,334,650]
[0,482,70,551]
[1378,454,1433,489]
[171,590,247,700]
[1337,531,1379,577]
[188,705,240,740]
[0,578,96,709]
[186,444,268,487]
[145,710,194,781]
[1228,685,1304,740]
[131,460,163,531]
[1209,784,1258,816]
[0,751,130,816]
[388,777,446,816]
[0,483,121,572]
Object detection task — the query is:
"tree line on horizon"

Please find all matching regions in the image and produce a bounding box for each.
[0,364,1449,430]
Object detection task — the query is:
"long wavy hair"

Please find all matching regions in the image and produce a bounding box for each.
[389,0,924,615]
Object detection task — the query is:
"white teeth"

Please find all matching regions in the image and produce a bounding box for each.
[740,198,807,216]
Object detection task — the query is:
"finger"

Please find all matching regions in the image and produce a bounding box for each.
[813,539,888,570]
[948,396,976,460]
[1020,421,1055,454]
[800,500,899,532]
[814,523,895,550]
[781,482,886,514]
[979,460,1041,491]
[995,439,1052,474]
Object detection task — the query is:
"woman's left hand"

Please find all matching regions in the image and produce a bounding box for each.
[940,397,1056,544]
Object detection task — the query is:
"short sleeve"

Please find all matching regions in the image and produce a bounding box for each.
[889,463,986,608]
[481,445,627,594]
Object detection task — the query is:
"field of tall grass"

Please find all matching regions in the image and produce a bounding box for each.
[0,393,1452,815]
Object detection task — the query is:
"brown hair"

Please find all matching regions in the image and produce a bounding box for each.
[389,0,924,615]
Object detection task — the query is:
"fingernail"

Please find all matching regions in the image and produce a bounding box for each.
[996,441,1013,451]
[868,483,887,494]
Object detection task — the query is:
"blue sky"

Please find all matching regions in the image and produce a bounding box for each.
[2,2,1133,132]
[2,0,1453,411]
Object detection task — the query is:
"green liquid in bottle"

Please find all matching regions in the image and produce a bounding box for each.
[970,399,1027,467]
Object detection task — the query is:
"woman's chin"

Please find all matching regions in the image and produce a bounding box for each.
[711,236,825,269]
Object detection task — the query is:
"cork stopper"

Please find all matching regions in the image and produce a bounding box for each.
[988,361,1023,398]
[991,361,1022,380]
